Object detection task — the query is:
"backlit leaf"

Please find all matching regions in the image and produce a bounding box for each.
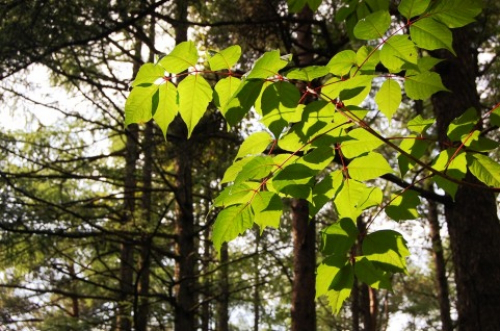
[410,18,455,54]
[208,45,241,71]
[362,230,410,273]
[252,191,283,231]
[154,81,178,138]
[405,71,449,100]
[235,131,274,160]
[354,10,391,40]
[212,205,254,253]
[375,78,402,120]
[385,190,420,220]
[348,152,393,181]
[178,74,213,138]
[247,50,291,79]
[398,0,430,20]
[158,41,198,74]
[380,35,418,72]
[327,50,357,76]
[467,153,500,188]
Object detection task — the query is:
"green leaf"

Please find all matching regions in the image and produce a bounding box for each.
[490,106,500,127]
[354,257,392,289]
[397,136,430,175]
[310,170,344,217]
[362,230,410,273]
[287,65,329,81]
[407,114,435,134]
[353,10,391,40]
[251,191,283,231]
[348,152,393,181]
[260,81,301,138]
[429,0,481,28]
[405,71,449,100]
[247,50,291,79]
[335,180,383,219]
[380,35,418,72]
[234,155,275,185]
[178,74,213,138]
[340,128,385,158]
[214,182,260,208]
[467,153,500,188]
[316,264,354,314]
[235,132,274,160]
[432,149,467,198]
[214,76,242,123]
[410,18,455,55]
[321,218,359,256]
[287,0,322,12]
[447,107,478,141]
[327,50,357,76]
[125,84,158,126]
[158,41,199,74]
[385,190,420,220]
[398,0,430,20]
[322,75,374,106]
[131,63,165,87]
[154,81,178,138]
[375,78,402,120]
[223,79,265,126]
[212,205,253,253]
[272,163,316,199]
[278,101,335,152]
[221,157,254,183]
[208,45,241,71]
[356,46,380,73]
[316,254,349,298]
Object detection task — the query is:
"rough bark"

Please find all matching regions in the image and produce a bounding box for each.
[253,231,260,331]
[291,198,316,331]
[427,198,453,331]
[135,121,154,331]
[290,6,317,331]
[431,26,500,331]
[172,1,197,330]
[217,243,229,331]
[117,123,138,331]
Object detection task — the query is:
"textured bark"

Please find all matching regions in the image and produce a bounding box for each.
[290,6,317,331]
[117,76,140,330]
[253,232,260,331]
[351,278,360,331]
[291,198,316,331]
[135,121,154,331]
[217,243,229,331]
[431,26,500,331]
[172,1,197,330]
[427,199,453,331]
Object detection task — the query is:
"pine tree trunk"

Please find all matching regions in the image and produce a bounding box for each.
[217,242,229,331]
[427,198,453,331]
[431,26,500,331]
[172,1,197,330]
[291,198,316,331]
[117,122,138,331]
[135,121,154,331]
[291,6,317,331]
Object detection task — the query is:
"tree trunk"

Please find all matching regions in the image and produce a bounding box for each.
[172,1,197,331]
[253,231,260,331]
[427,198,453,331]
[290,6,317,331]
[117,67,140,330]
[431,26,500,331]
[217,242,229,331]
[291,198,316,331]
[135,121,154,331]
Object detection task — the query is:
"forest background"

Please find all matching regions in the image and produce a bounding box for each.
[1,0,500,330]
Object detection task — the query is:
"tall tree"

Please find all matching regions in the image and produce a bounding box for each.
[431,25,500,331]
